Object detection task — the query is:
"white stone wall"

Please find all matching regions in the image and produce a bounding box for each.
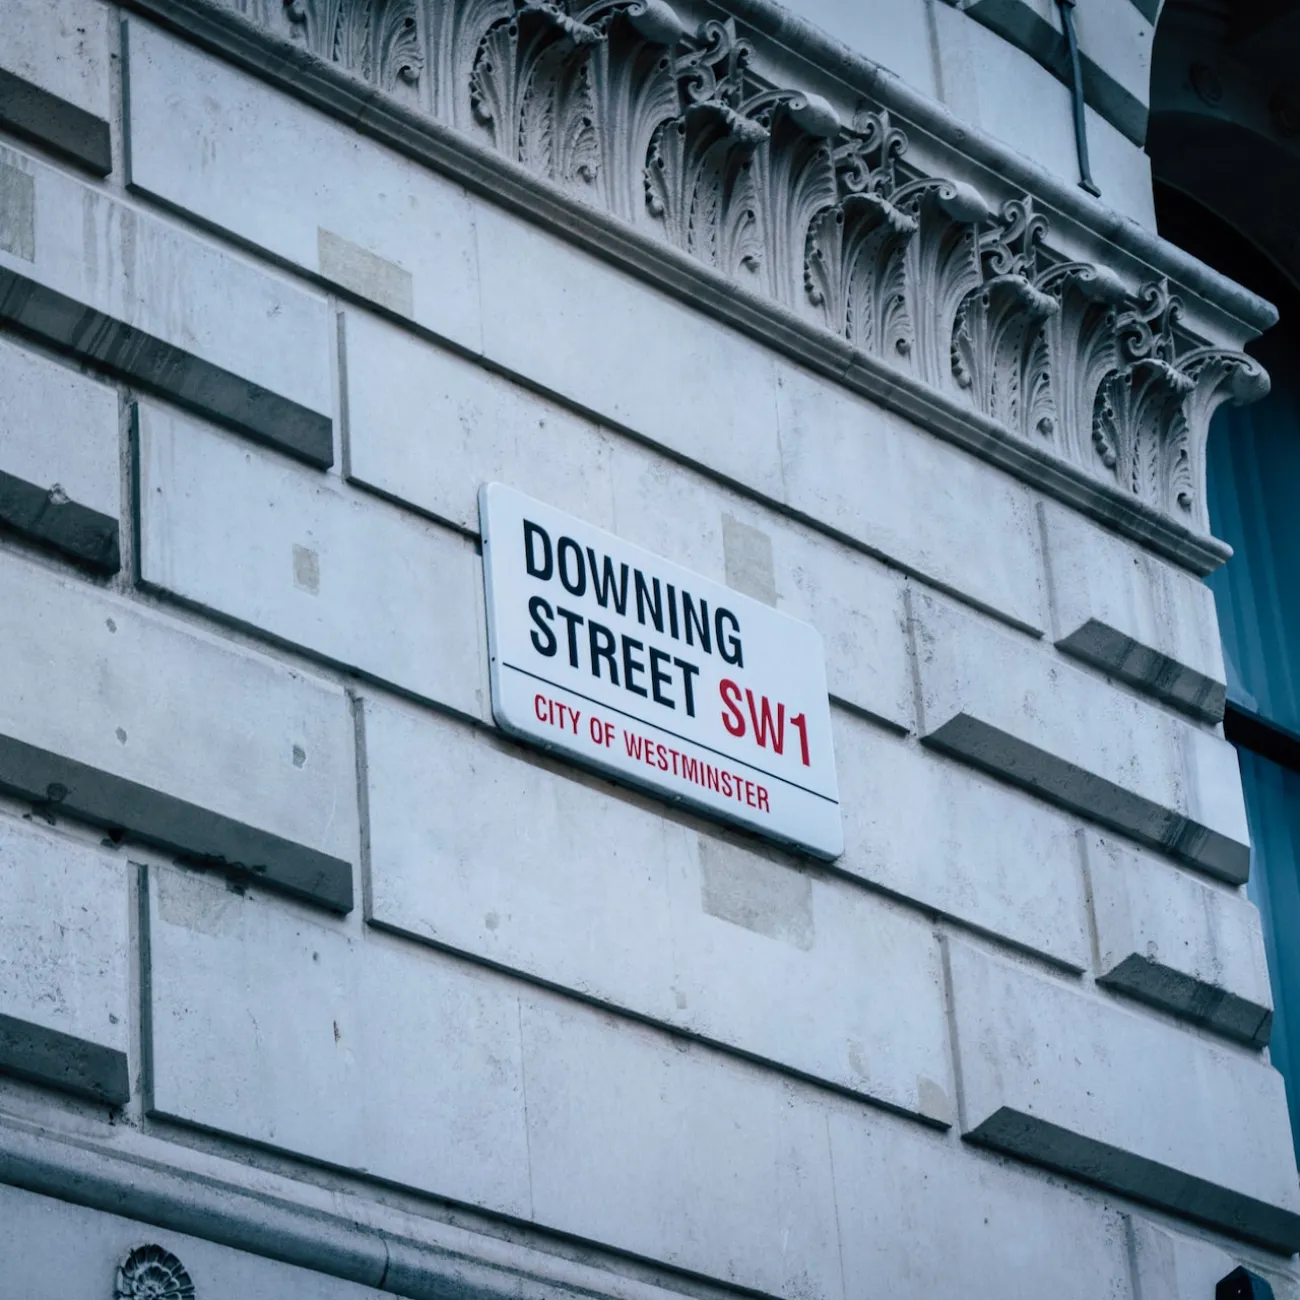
[766,0,1160,225]
[0,1,1297,1298]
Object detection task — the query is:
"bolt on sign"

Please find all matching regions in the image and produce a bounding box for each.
[480,484,843,858]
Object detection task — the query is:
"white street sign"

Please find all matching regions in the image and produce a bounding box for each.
[480,484,843,858]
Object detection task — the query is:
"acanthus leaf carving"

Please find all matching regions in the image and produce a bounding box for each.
[469,3,605,190]
[1036,261,1129,463]
[644,19,768,276]
[283,0,422,91]
[898,179,992,389]
[1092,284,1269,525]
[584,3,683,222]
[742,90,840,305]
[221,0,1273,539]
[950,197,1060,436]
[804,110,917,356]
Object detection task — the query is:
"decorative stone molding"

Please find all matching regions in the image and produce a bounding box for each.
[115,1244,196,1300]
[193,0,1268,546]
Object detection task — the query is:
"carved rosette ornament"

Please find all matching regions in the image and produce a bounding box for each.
[115,1245,196,1300]
[221,0,1270,535]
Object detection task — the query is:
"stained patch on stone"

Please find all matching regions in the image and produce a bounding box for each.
[0,159,35,262]
[293,543,320,594]
[318,227,414,317]
[698,835,813,950]
[722,513,777,606]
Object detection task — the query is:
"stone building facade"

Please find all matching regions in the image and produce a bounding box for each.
[0,0,1297,1295]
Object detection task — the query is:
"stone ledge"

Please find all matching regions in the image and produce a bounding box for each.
[0,68,111,176]
[0,142,334,468]
[0,551,358,913]
[0,736,353,914]
[911,591,1250,882]
[0,470,119,573]
[0,1014,128,1107]
[0,270,333,469]
[948,939,1300,1253]
[1084,833,1274,1048]
[968,1108,1300,1255]
[1041,501,1227,723]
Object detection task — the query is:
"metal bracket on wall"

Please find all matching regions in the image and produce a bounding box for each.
[1055,0,1101,196]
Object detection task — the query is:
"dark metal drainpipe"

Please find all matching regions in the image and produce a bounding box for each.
[1055,0,1101,196]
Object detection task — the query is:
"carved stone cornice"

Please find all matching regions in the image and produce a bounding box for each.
[131,0,1275,572]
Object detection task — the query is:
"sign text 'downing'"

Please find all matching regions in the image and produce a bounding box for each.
[480,484,842,858]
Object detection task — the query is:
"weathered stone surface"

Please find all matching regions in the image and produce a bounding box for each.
[147,862,531,1218]
[124,20,482,351]
[342,309,614,532]
[0,334,119,569]
[828,1107,1134,1299]
[0,143,333,466]
[1127,1218,1247,1300]
[1041,501,1227,721]
[927,1,1157,227]
[474,201,787,503]
[948,939,1300,1251]
[137,401,486,720]
[0,550,356,911]
[362,695,952,1122]
[519,997,845,1300]
[344,310,913,731]
[606,443,915,732]
[0,813,129,1104]
[912,591,1251,882]
[0,1181,388,1300]
[0,0,111,173]
[834,709,1091,970]
[776,362,1047,634]
[1083,833,1273,1047]
[526,999,1131,1299]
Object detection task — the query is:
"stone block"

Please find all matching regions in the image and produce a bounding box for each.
[0,0,112,173]
[911,591,1251,882]
[0,550,356,911]
[1071,0,1155,110]
[775,361,1047,634]
[123,21,482,351]
[928,3,1157,226]
[0,1178,387,1300]
[147,862,531,1218]
[362,695,952,1123]
[0,813,129,1104]
[1041,501,1226,721]
[0,335,120,569]
[947,938,1300,1252]
[607,443,915,732]
[342,310,615,532]
[343,312,913,731]
[474,201,787,503]
[827,1108,1133,1298]
[519,998,845,1300]
[1083,833,1273,1047]
[0,143,333,466]
[834,709,1091,970]
[137,402,486,720]
[949,0,1151,137]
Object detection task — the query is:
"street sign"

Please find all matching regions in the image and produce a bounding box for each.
[480,484,843,858]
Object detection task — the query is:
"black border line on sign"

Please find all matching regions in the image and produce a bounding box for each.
[502,661,840,805]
